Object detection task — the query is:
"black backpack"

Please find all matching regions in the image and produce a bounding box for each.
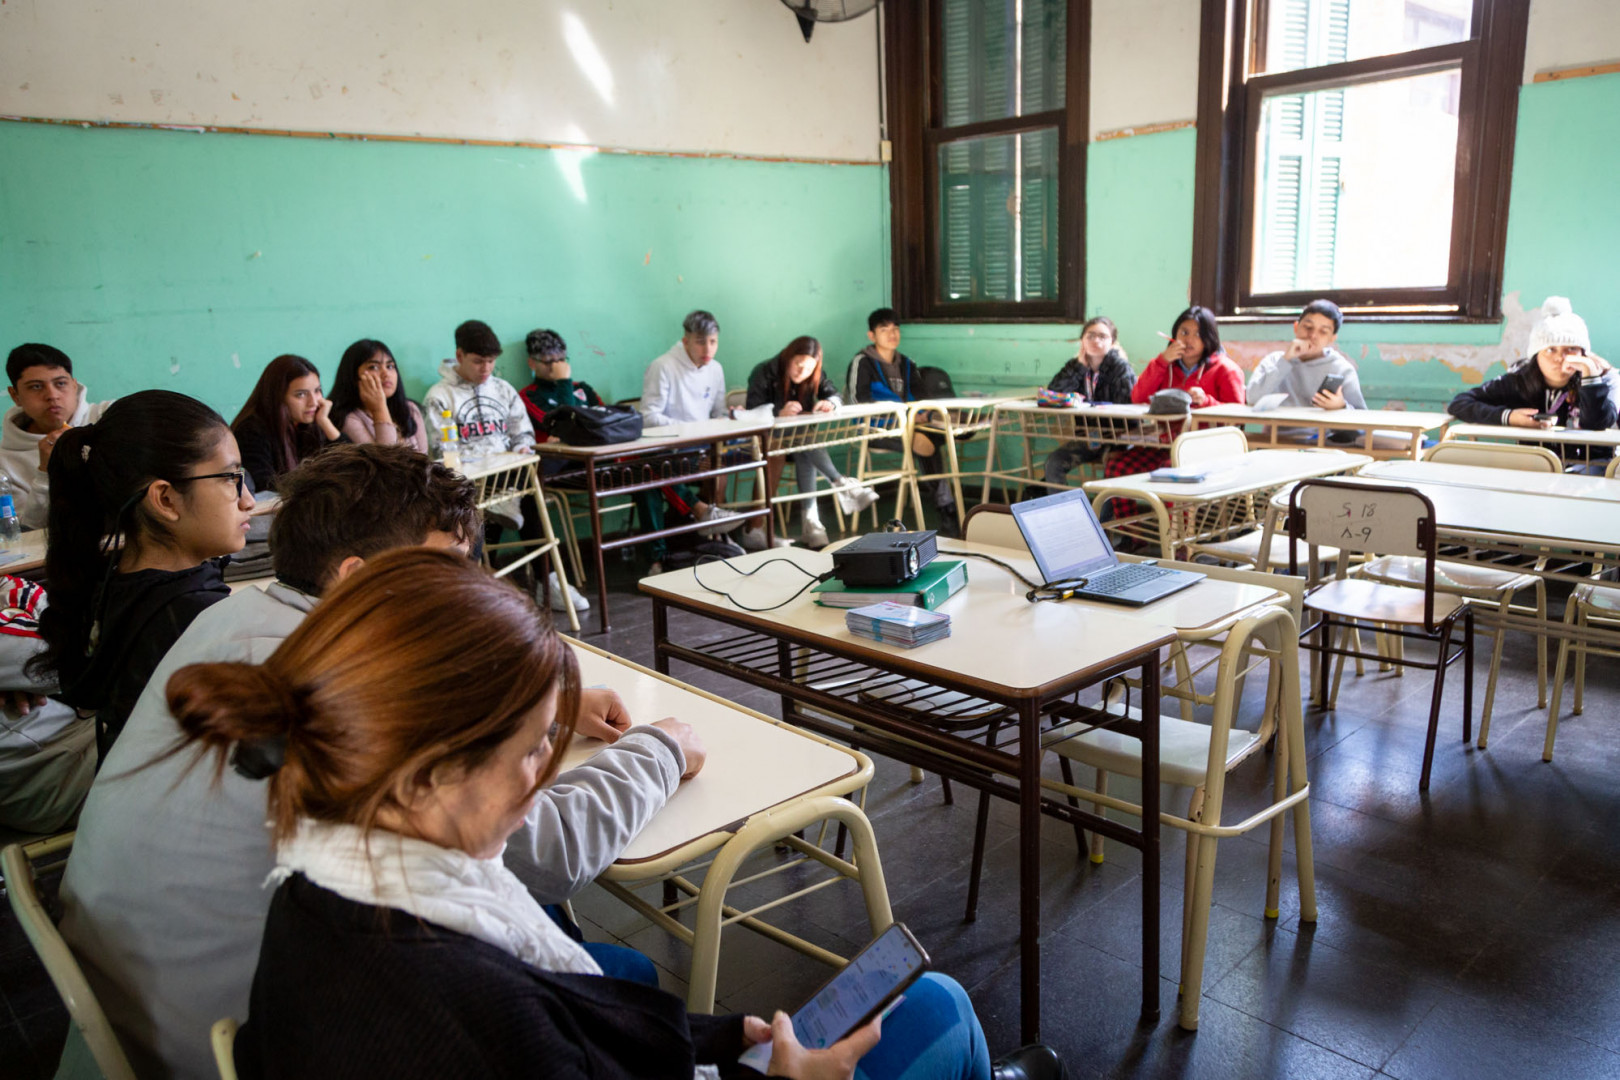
[542,405,644,446]
[918,366,955,399]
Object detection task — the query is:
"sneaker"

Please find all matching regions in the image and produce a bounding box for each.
[740,525,768,552]
[696,504,746,535]
[835,482,880,516]
[991,1044,1065,1080]
[801,521,830,548]
[547,570,589,613]
[643,560,665,578]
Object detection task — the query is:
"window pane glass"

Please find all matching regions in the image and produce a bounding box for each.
[937,127,1060,303]
[1252,68,1458,294]
[1255,0,1471,75]
[941,0,1067,127]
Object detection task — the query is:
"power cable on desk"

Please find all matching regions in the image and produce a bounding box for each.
[693,554,834,612]
[934,544,1090,602]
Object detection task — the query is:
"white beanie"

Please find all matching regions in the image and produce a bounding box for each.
[1527,296,1591,358]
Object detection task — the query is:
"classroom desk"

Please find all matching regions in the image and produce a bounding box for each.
[463,451,580,633]
[1442,422,1620,467]
[1083,449,1372,559]
[558,637,889,1013]
[1195,405,1451,460]
[910,395,1030,529]
[979,401,1186,498]
[764,401,919,529]
[640,545,1281,1041]
[534,419,773,631]
[1361,459,1620,502]
[0,531,48,579]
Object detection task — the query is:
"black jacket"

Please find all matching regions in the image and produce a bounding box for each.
[233,414,329,494]
[851,346,924,404]
[57,558,231,749]
[1447,358,1618,430]
[238,874,752,1080]
[744,357,840,412]
[1046,349,1136,404]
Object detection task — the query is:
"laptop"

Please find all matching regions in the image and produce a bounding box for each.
[1009,488,1205,607]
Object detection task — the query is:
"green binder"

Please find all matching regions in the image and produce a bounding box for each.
[811,559,968,609]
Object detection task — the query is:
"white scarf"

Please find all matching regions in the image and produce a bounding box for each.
[270,819,601,977]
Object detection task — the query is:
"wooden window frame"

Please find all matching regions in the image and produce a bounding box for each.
[885,0,1090,322]
[1191,0,1530,323]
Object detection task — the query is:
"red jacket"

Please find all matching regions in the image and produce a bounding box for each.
[1131,352,1247,407]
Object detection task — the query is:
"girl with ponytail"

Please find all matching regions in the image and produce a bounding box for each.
[36,389,254,753]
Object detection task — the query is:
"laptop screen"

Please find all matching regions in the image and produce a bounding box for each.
[1009,488,1119,584]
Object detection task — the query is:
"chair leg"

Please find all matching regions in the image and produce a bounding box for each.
[1315,616,1333,710]
[1534,580,1549,709]
[1420,621,1457,791]
[908,765,925,784]
[1477,602,1506,747]
[1171,643,1195,723]
[1057,756,1087,859]
[1545,596,1579,762]
[939,776,954,805]
[1177,822,1221,1031]
[1088,771,1108,864]
[1266,730,1287,919]
[1463,607,1475,745]
[1182,787,1206,955]
[963,791,992,923]
[1574,605,1589,716]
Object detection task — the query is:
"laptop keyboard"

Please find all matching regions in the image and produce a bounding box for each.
[1087,563,1174,596]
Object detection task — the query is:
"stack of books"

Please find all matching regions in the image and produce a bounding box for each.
[845,602,952,648]
[812,559,968,610]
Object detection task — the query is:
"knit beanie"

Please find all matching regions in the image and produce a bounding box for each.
[1527,296,1591,358]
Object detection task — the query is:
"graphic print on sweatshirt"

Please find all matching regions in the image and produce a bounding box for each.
[453,394,509,442]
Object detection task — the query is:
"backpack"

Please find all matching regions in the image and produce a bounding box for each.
[542,405,644,446]
[918,366,955,400]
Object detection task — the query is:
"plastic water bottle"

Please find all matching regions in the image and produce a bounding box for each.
[438,410,462,471]
[0,494,19,553]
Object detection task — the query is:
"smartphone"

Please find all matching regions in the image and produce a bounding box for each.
[738,923,930,1071]
[1532,411,1557,423]
[1317,373,1347,396]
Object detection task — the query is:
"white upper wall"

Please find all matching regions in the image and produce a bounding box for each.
[1523,0,1620,80]
[0,0,882,161]
[1089,0,1202,136]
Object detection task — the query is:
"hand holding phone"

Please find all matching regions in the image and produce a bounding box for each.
[1317,373,1346,396]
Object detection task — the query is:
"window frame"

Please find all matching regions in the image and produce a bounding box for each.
[1191,0,1530,322]
[885,0,1090,322]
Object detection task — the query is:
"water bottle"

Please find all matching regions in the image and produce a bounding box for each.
[438,410,462,471]
[0,494,19,553]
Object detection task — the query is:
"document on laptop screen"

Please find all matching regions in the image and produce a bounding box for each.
[1020,501,1112,579]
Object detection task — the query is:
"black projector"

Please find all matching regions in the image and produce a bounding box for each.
[832,531,939,586]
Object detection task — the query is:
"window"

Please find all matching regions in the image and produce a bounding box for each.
[885,0,1088,320]
[1192,0,1530,320]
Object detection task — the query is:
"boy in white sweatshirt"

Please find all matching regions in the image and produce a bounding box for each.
[2,344,115,529]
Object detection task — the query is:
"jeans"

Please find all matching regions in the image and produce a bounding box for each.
[794,448,845,524]
[853,973,991,1080]
[542,904,661,988]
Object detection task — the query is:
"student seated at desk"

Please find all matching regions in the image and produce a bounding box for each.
[745,335,879,549]
[184,549,1052,1080]
[36,391,253,756]
[327,338,428,453]
[1109,306,1246,480]
[636,310,746,573]
[519,328,603,430]
[1245,299,1368,412]
[58,445,695,1080]
[1,344,115,529]
[851,308,960,537]
[1448,296,1616,447]
[233,354,341,493]
[1040,316,1135,488]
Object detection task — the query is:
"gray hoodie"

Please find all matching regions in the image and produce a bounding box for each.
[422,359,536,459]
[1245,346,1368,410]
[0,391,115,529]
[60,582,683,1080]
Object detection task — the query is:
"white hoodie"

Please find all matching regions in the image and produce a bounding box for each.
[422,359,535,459]
[0,390,115,529]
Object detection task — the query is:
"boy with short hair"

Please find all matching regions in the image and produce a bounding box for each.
[60,443,697,1079]
[1,344,115,529]
[1245,299,1368,411]
[423,319,536,459]
[519,328,603,429]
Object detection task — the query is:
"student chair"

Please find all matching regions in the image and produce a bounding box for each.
[210,1018,239,1080]
[1607,456,1620,480]
[1170,426,1248,467]
[1423,441,1562,471]
[1287,479,1474,790]
[1545,583,1620,761]
[1,838,139,1080]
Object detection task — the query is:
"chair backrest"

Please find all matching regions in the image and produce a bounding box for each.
[1287,479,1441,625]
[211,1018,240,1080]
[1424,441,1560,472]
[1608,455,1620,480]
[962,503,1029,552]
[725,388,748,409]
[1172,426,1249,467]
[1,844,138,1080]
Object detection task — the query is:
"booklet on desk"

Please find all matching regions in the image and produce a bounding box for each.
[812,559,968,609]
[846,602,951,647]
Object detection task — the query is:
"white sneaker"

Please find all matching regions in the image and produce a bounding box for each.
[547,570,589,612]
[696,504,746,535]
[836,482,880,516]
[740,525,768,552]
[801,521,830,548]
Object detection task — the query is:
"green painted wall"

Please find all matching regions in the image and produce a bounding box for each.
[906,74,1620,414]
[0,123,888,417]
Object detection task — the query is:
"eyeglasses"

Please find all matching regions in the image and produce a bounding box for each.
[180,470,248,499]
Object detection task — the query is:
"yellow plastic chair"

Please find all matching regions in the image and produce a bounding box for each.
[210,1018,239,1080]
[1,837,138,1080]
[1423,441,1562,471]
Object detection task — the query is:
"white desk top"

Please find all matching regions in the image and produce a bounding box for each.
[914,396,1022,411]
[643,547,1209,698]
[533,417,773,457]
[0,531,47,576]
[1198,404,1452,431]
[994,400,1181,423]
[1445,422,1620,447]
[1362,460,1620,502]
[769,401,907,430]
[459,450,540,480]
[557,639,863,865]
[1083,449,1370,501]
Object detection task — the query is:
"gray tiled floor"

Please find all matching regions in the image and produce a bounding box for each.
[5,536,1620,1079]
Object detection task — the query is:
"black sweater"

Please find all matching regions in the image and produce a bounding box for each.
[851,347,924,404]
[745,357,840,412]
[1447,358,1618,430]
[233,414,329,494]
[1046,349,1136,404]
[238,875,752,1080]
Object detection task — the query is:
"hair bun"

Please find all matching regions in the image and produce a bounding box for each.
[1541,296,1573,318]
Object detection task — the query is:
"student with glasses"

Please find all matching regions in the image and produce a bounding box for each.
[519,329,603,432]
[33,389,256,755]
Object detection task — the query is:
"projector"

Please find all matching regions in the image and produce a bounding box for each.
[831,531,939,586]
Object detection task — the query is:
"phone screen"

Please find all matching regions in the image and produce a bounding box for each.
[794,924,929,1049]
